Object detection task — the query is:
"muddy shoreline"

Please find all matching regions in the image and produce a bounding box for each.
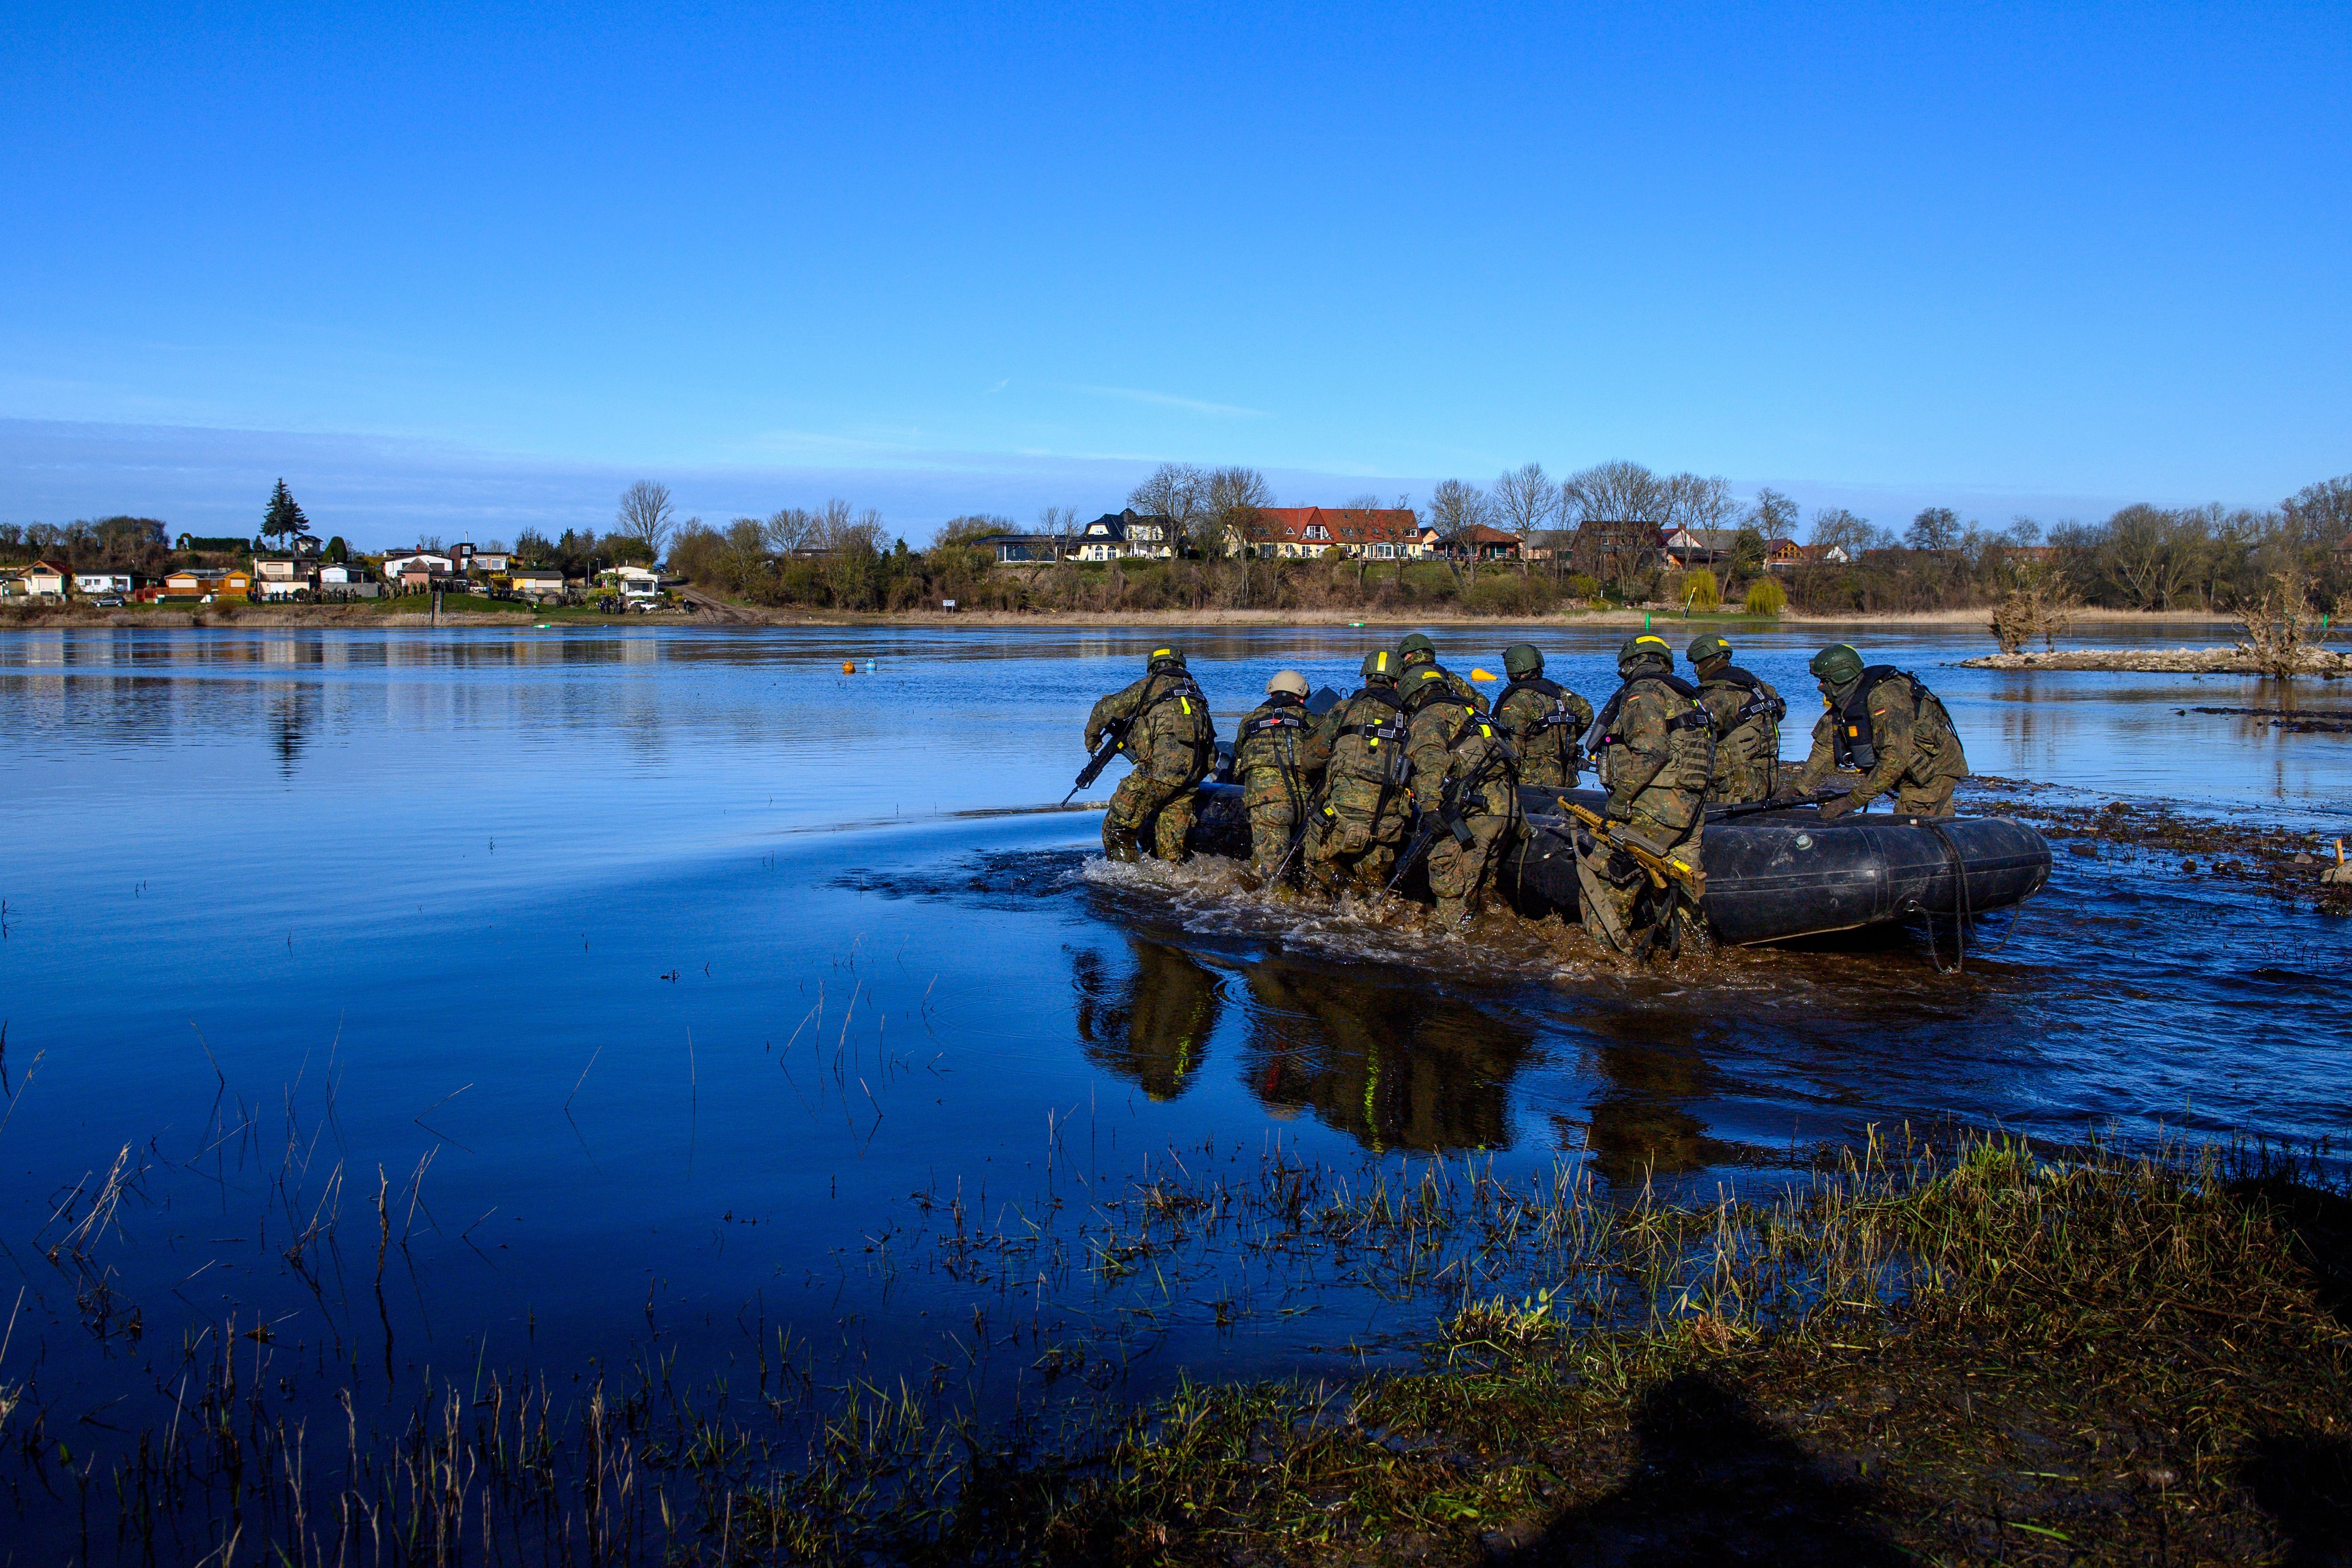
[1962,645,2352,675]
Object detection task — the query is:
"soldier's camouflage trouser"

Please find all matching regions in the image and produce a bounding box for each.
[1247,800,1301,875]
[1891,776,1958,818]
[1426,809,1519,926]
[1103,773,1200,863]
[1712,753,1775,805]
[1577,815,1702,955]
[1303,804,1407,896]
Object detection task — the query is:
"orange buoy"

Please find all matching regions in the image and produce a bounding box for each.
[842,660,855,674]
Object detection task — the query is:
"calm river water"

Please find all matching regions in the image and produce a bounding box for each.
[0,620,2346,1522]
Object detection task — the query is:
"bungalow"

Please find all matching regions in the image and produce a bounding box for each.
[971,531,1066,563]
[1435,526,1523,563]
[507,567,565,597]
[317,563,380,599]
[0,572,23,597]
[161,567,252,598]
[20,560,71,597]
[381,550,457,582]
[74,570,137,597]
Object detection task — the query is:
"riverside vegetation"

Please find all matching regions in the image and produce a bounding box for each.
[8,465,2348,631]
[7,1124,2347,1564]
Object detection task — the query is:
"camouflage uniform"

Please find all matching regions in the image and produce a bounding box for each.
[1692,665,1783,805]
[1494,674,1593,790]
[1085,656,1215,862]
[1396,633,1490,716]
[1581,639,1714,952]
[1303,658,1414,895]
[1786,659,1969,818]
[1402,666,1522,926]
[1234,690,1330,876]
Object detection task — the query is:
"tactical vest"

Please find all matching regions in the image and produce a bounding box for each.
[1128,671,1213,773]
[1329,686,1409,788]
[1702,666,1785,765]
[1439,706,1518,813]
[1499,675,1578,770]
[1828,666,1943,771]
[1238,700,1311,769]
[1591,671,1714,795]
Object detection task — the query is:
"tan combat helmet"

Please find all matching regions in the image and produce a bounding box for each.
[1266,669,1309,699]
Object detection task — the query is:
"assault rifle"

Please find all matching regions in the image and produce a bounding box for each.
[1707,788,1844,822]
[1063,719,1132,806]
[1558,800,1706,899]
[1385,789,1473,896]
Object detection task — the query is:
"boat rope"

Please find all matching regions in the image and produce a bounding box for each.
[1920,817,1973,976]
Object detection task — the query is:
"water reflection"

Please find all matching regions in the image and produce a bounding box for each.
[1239,957,1536,1152]
[1071,939,1224,1100]
[1557,1042,1742,1187]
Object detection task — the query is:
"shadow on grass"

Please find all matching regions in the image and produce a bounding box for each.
[2241,1435,2352,1566]
[1501,1369,1907,1567]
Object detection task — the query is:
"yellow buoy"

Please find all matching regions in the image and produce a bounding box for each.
[1471,668,1498,681]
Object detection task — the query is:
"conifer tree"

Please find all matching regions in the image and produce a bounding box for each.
[262,479,310,551]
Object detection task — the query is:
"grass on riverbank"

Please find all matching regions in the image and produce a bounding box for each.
[14,1133,2346,1564]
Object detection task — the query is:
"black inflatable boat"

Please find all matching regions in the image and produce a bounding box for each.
[1182,771,2050,948]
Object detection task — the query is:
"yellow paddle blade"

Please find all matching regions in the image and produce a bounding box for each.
[1471,668,1497,681]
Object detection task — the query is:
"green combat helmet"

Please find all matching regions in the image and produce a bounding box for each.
[1503,643,1544,679]
[1398,632,1437,668]
[1809,643,1865,689]
[1687,633,1734,668]
[1360,648,1399,682]
[1617,633,1674,676]
[1146,644,1187,672]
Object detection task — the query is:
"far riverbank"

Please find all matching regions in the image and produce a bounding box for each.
[0,599,2247,634]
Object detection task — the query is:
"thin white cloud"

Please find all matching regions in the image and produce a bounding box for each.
[1063,384,1271,419]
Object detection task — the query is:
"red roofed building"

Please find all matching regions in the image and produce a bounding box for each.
[1244,507,1425,561]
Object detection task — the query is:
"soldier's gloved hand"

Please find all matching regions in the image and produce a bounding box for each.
[1815,793,1859,821]
[1768,784,1804,804]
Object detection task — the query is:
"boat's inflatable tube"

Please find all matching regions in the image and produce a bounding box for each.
[1182,778,2050,947]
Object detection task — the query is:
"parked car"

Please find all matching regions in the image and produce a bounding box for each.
[92,594,125,608]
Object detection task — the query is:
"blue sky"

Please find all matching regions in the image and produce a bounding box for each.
[3,1,2346,545]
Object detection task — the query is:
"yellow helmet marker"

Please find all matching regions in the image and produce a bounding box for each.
[1151,647,1172,660]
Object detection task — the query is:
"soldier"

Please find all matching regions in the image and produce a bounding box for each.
[1233,669,1329,880]
[1779,644,1970,819]
[1492,643,1594,790]
[1686,633,1785,804]
[1396,632,1489,715]
[1303,650,1415,896]
[1401,656,1522,926]
[1083,645,1216,862]
[1579,634,1714,953]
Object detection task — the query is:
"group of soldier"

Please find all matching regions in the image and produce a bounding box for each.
[1081,632,1970,955]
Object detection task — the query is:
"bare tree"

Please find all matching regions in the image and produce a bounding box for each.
[1734,485,1796,544]
[1036,505,1076,560]
[1807,507,1876,562]
[1491,463,1558,576]
[1423,479,1491,584]
[617,481,677,559]
[764,507,818,554]
[1196,466,1274,602]
[1128,463,1209,555]
[1561,462,1665,599]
